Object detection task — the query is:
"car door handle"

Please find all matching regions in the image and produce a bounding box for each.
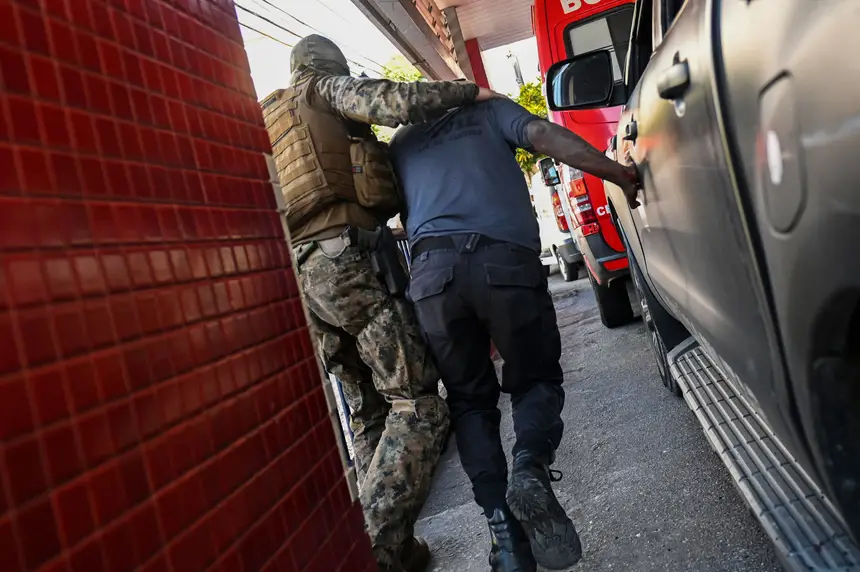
[623,120,638,143]
[657,57,690,100]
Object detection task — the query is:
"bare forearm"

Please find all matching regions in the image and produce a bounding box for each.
[526,120,634,188]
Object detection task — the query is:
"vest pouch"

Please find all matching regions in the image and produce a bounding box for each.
[274,123,340,227]
[350,139,402,217]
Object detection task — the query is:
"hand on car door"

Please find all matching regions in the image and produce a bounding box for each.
[619,151,643,209]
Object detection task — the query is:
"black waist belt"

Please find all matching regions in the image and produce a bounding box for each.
[412,235,506,258]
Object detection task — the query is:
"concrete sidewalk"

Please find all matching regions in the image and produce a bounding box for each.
[415,275,782,572]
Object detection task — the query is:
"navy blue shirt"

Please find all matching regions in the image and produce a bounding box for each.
[389,99,542,252]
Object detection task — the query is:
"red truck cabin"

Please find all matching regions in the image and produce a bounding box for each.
[532,0,635,283]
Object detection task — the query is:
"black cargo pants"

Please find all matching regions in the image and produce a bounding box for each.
[407,234,565,515]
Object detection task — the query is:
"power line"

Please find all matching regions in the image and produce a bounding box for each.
[239,22,293,48]
[249,0,392,72]
[238,23,365,79]
[235,3,386,76]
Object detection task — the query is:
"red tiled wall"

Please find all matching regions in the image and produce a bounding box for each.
[0,0,374,570]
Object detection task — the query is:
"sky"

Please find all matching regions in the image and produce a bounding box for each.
[236,0,540,99]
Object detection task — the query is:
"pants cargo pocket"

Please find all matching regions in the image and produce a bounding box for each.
[484,261,544,331]
[408,266,454,341]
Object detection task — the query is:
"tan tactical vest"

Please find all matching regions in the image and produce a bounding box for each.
[262,75,401,245]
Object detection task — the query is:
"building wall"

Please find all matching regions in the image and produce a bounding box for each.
[0,0,373,570]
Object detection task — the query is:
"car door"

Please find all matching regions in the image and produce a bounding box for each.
[611,0,688,318]
[632,0,778,412]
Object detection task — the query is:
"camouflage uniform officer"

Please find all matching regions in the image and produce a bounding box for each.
[262,35,499,572]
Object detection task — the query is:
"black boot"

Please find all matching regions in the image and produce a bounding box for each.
[400,536,431,572]
[487,508,537,572]
[506,451,582,570]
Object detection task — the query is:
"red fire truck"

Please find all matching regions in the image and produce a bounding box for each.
[532,0,636,327]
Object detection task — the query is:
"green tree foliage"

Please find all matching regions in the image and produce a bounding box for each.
[372,56,424,142]
[514,79,548,175]
[382,55,423,82]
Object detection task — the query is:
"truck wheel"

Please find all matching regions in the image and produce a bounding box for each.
[587,268,635,328]
[622,229,688,396]
[555,250,575,282]
[632,265,676,393]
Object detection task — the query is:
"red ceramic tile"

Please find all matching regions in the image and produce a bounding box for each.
[5,255,47,306]
[134,293,161,335]
[68,111,98,153]
[0,517,22,572]
[31,365,71,425]
[133,390,163,440]
[67,0,95,30]
[17,306,58,367]
[89,460,129,525]
[68,535,107,572]
[90,2,113,38]
[82,299,116,349]
[8,96,41,144]
[43,256,78,301]
[0,145,19,194]
[110,295,142,341]
[98,39,125,80]
[59,65,87,108]
[122,50,144,87]
[0,2,19,47]
[94,350,128,401]
[102,519,139,572]
[147,336,176,385]
[86,73,113,115]
[106,400,138,453]
[43,0,69,19]
[17,7,50,54]
[77,410,115,468]
[17,495,62,569]
[65,358,100,414]
[4,434,47,506]
[127,163,153,198]
[158,380,183,428]
[46,155,81,201]
[43,421,83,486]
[0,45,31,93]
[78,156,108,196]
[77,32,101,72]
[0,374,32,440]
[126,249,155,288]
[109,84,134,124]
[52,304,91,359]
[123,343,154,391]
[18,147,54,195]
[93,117,121,156]
[73,253,107,296]
[129,502,163,563]
[118,450,150,508]
[100,252,130,291]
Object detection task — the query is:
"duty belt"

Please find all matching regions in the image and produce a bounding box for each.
[411,234,506,258]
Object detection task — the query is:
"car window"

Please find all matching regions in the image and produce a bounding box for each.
[664,0,687,25]
[564,7,635,82]
[625,0,654,87]
[652,0,687,49]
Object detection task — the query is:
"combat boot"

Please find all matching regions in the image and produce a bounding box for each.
[506,451,582,570]
[400,537,431,572]
[487,508,536,572]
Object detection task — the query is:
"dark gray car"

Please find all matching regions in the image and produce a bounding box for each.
[546,0,860,570]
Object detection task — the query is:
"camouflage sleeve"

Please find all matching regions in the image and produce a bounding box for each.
[314,75,479,128]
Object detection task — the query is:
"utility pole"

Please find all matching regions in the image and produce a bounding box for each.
[507,51,524,88]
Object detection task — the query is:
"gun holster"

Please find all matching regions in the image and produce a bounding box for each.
[346,226,409,298]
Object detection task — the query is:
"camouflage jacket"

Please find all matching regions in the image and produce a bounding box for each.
[310,75,480,128]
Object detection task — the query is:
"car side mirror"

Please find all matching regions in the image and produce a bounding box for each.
[546,50,615,111]
[538,158,561,186]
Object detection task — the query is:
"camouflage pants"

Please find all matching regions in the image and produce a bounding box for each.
[299,245,450,572]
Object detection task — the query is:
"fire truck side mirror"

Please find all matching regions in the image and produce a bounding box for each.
[539,158,561,187]
[546,50,615,111]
